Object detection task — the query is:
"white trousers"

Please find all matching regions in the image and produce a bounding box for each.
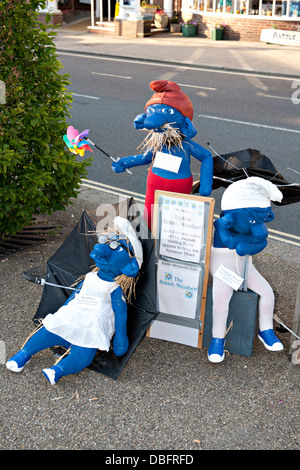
[210,247,274,338]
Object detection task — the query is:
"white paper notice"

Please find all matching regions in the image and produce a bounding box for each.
[157,260,201,318]
[153,151,182,174]
[214,264,244,291]
[159,196,204,263]
[73,294,102,310]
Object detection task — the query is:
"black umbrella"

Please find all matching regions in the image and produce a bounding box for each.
[192,147,300,205]
[25,198,157,380]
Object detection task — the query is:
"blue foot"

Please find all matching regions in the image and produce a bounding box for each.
[258,329,284,351]
[6,350,32,372]
[42,365,63,385]
[208,337,226,363]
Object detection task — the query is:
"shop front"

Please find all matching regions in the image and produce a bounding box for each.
[38,0,300,41]
[181,0,300,40]
[88,0,300,40]
[58,0,91,12]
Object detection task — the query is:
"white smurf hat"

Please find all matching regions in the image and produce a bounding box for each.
[114,216,143,268]
[221,177,283,211]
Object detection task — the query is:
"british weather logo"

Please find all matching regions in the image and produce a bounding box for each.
[185,290,193,299]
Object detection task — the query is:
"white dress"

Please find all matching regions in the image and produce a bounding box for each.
[42,272,118,350]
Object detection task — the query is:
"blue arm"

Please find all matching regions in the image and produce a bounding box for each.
[214,215,239,250]
[215,216,269,256]
[187,140,213,196]
[111,286,129,356]
[62,281,83,306]
[112,149,154,173]
[235,223,269,256]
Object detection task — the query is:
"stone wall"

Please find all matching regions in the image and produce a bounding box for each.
[37,12,64,26]
[114,18,139,37]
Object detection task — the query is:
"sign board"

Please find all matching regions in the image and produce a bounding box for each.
[260,29,300,47]
[116,0,141,20]
[147,191,215,348]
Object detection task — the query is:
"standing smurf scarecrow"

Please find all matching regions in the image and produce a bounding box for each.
[6,217,143,384]
[111,80,213,229]
[208,177,284,363]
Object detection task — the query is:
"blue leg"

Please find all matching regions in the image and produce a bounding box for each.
[42,345,97,385]
[6,326,71,373]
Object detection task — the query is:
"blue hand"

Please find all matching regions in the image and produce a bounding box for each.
[113,335,129,357]
[112,160,126,173]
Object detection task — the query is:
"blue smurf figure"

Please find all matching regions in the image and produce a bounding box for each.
[111,80,213,230]
[6,217,143,384]
[208,177,284,363]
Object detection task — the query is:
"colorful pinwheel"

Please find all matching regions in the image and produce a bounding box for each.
[63,125,132,173]
[63,126,93,157]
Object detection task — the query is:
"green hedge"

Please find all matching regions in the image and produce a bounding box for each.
[0,0,92,235]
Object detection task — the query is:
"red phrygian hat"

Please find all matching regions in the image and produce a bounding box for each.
[145,80,194,121]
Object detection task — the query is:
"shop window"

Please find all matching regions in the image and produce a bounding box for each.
[190,0,212,11]
[289,0,300,16]
[272,0,283,15]
[260,0,273,14]
[206,0,214,11]
[199,0,206,10]
[182,0,194,10]
[235,0,248,12]
[215,0,222,11]
[248,0,259,13]
[188,0,300,15]
[225,0,233,12]
[194,0,205,10]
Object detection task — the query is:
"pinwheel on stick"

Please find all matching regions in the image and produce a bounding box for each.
[63,126,93,157]
[63,126,132,174]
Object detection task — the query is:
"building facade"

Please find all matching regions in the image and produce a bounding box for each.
[38,0,300,41]
[181,0,300,40]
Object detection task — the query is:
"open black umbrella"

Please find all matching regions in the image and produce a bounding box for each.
[192,148,300,205]
[24,197,157,379]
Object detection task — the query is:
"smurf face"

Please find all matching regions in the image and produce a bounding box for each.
[144,104,186,132]
[223,206,274,234]
[133,102,197,140]
[243,207,274,224]
[97,234,134,257]
[90,233,136,279]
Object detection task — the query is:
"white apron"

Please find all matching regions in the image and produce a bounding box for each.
[43,272,118,350]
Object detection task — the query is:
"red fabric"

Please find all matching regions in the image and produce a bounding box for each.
[144,169,194,230]
[145,80,194,121]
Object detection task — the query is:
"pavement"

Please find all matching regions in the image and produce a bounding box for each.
[0,15,299,453]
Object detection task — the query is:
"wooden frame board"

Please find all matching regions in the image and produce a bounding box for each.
[147,190,215,349]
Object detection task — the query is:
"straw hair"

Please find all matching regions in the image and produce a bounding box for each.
[115,272,139,302]
[137,123,184,155]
